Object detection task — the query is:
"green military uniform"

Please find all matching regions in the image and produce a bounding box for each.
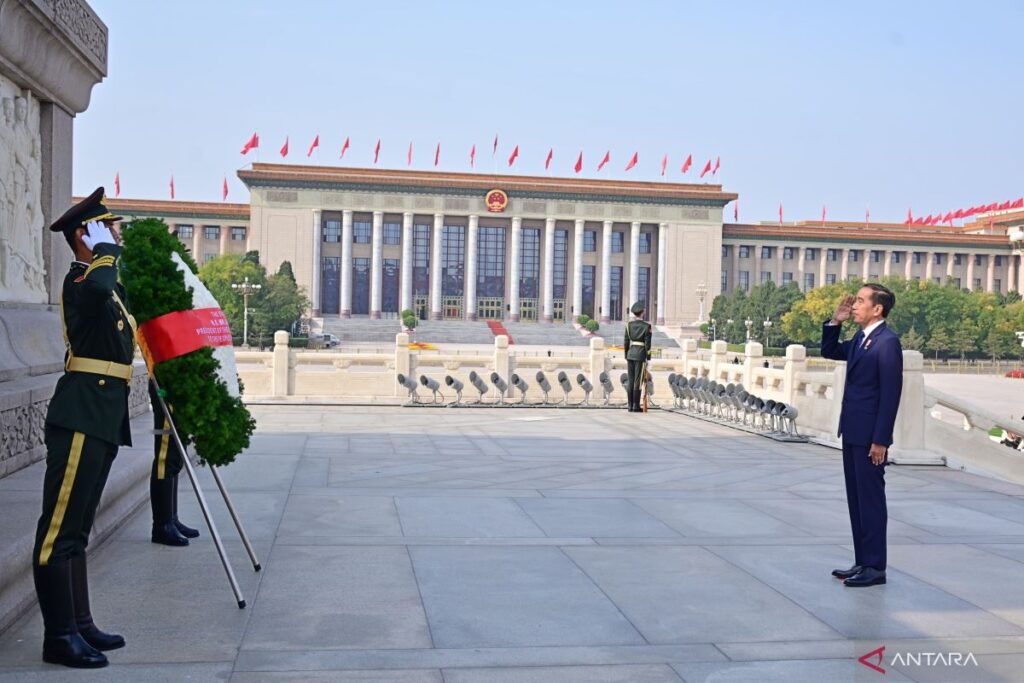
[149,383,199,545]
[624,302,652,412]
[32,188,132,669]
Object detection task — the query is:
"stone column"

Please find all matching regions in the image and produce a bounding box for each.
[542,217,556,322]
[925,251,934,281]
[370,211,383,319]
[430,213,443,319]
[340,210,353,318]
[509,216,523,322]
[840,248,849,281]
[904,251,913,279]
[731,242,741,293]
[400,212,414,313]
[219,222,231,256]
[1010,255,1020,293]
[945,252,955,281]
[966,254,975,290]
[465,214,479,320]
[628,220,641,308]
[818,249,827,287]
[191,229,202,264]
[861,251,870,280]
[796,246,806,291]
[883,250,892,277]
[311,209,322,315]
[656,222,667,323]
[752,243,763,284]
[986,254,996,292]
[600,220,613,324]
[272,331,291,398]
[573,218,584,319]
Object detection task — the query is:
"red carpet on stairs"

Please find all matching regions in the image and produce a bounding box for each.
[486,320,514,344]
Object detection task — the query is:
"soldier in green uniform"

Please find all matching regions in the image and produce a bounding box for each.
[33,188,133,669]
[149,382,199,546]
[624,301,652,412]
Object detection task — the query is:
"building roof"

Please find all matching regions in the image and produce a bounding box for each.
[723,222,1011,250]
[84,197,251,221]
[237,163,738,206]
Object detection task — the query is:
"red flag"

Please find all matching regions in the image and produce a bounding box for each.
[492,134,499,156]
[905,208,913,225]
[913,216,925,225]
[733,199,738,222]
[1012,198,1024,209]
[374,139,381,164]
[434,142,441,167]
[307,134,319,157]
[470,144,476,169]
[924,214,934,225]
[952,208,963,219]
[545,147,553,170]
[681,154,692,174]
[865,207,871,226]
[407,141,413,166]
[778,202,784,224]
[942,211,953,224]
[340,136,350,158]
[114,172,120,198]
[660,154,668,177]
[169,175,175,200]
[222,177,229,201]
[712,156,720,175]
[507,144,519,167]
[280,136,289,158]
[240,132,259,155]
[624,152,638,172]
[699,159,712,178]
[821,205,826,226]
[597,150,610,172]
[574,151,583,174]
[985,202,998,211]
[998,200,1011,211]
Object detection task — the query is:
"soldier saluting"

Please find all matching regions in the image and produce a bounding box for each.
[33,188,133,669]
[623,301,652,412]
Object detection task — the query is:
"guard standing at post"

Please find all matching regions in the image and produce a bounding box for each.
[624,301,652,412]
[149,383,199,546]
[32,188,133,668]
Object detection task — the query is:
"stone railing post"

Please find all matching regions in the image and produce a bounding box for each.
[272,331,290,397]
[709,340,728,381]
[681,338,697,376]
[894,350,926,451]
[494,335,510,397]
[395,333,410,397]
[743,341,764,388]
[590,336,607,383]
[783,344,807,404]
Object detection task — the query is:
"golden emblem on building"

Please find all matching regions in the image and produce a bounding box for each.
[485,189,509,213]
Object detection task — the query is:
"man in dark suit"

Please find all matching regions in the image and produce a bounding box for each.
[623,302,652,412]
[821,284,903,588]
[33,188,133,668]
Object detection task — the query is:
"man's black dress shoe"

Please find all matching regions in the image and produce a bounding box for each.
[844,567,886,587]
[831,565,862,580]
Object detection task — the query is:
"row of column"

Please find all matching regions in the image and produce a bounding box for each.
[729,244,1016,294]
[312,210,669,322]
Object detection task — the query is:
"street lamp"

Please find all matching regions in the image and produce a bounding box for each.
[744,318,753,342]
[763,318,773,348]
[231,276,262,348]
[695,282,708,323]
[726,319,734,344]
[710,318,718,342]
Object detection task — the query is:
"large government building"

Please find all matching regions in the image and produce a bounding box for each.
[103,163,1024,328]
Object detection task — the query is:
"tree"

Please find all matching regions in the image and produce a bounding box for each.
[902,327,925,352]
[277,260,296,282]
[951,325,978,361]
[780,281,858,346]
[199,254,268,338]
[983,327,1017,362]
[251,268,309,345]
[924,329,950,360]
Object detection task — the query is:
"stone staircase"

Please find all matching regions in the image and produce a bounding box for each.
[320,317,403,343]
[596,321,679,348]
[501,321,590,347]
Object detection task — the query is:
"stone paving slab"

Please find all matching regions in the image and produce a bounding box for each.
[1,405,1023,682]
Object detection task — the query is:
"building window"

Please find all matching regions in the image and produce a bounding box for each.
[382,258,400,313]
[871,250,881,263]
[609,266,624,320]
[782,272,793,285]
[413,224,431,296]
[583,230,597,252]
[637,266,650,318]
[760,271,772,283]
[826,274,837,285]
[739,245,750,258]
[954,254,963,266]
[933,253,943,265]
[231,227,246,241]
[803,273,815,290]
[828,249,839,262]
[611,231,625,253]
[322,219,341,243]
[383,222,401,245]
[176,224,194,239]
[352,258,370,314]
[761,246,772,259]
[203,252,217,263]
[954,278,962,289]
[893,252,902,264]
[995,255,1003,267]
[553,229,568,298]
[441,225,465,296]
[520,228,540,298]
[975,254,983,266]
[639,232,652,254]
[783,247,794,260]
[805,248,817,261]
[203,225,220,240]
[933,277,941,284]
[994,278,1002,292]
[722,245,729,257]
[849,250,859,262]
[721,270,728,292]
[321,256,340,315]
[738,271,750,291]
[477,226,506,298]
[582,265,596,317]
[913,252,923,264]
[973,278,982,290]
[353,220,372,244]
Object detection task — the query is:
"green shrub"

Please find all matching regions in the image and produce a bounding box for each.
[400,308,414,319]
[576,314,591,325]
[585,319,600,332]
[402,314,418,330]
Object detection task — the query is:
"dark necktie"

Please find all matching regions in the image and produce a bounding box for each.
[851,330,864,362]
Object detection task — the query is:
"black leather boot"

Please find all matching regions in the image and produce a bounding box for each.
[171,475,199,539]
[33,562,108,668]
[151,476,189,546]
[70,554,124,651]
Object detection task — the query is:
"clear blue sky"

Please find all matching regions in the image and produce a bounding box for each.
[77,0,1023,224]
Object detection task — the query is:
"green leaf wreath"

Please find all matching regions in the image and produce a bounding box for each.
[120,218,255,466]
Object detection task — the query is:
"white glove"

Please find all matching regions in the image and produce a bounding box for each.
[81,220,115,250]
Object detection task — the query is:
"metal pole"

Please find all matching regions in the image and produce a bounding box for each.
[242,291,249,348]
[150,378,247,608]
[209,466,261,572]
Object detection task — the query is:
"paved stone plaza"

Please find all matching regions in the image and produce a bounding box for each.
[1,405,1023,682]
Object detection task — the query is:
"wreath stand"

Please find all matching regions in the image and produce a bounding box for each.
[149,376,261,608]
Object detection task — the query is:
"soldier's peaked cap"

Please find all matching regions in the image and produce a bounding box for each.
[631,301,645,316]
[48,186,122,233]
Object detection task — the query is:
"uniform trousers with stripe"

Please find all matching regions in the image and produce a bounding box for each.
[33,426,118,567]
[150,388,183,481]
[627,359,647,409]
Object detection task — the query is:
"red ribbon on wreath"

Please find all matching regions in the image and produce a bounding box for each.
[137,307,232,371]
